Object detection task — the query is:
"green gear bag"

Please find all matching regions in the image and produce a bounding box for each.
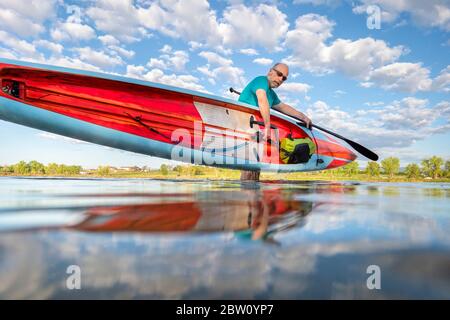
[280,137,316,164]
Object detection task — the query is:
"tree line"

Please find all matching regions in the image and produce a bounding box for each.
[1,156,449,179]
[321,156,450,179]
[0,161,81,175]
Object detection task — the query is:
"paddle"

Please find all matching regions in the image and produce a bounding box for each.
[229,87,379,161]
[296,121,379,161]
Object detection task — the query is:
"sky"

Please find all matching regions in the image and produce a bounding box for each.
[0,0,449,169]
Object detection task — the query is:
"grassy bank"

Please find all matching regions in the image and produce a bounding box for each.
[1,168,449,183]
[1,158,449,182]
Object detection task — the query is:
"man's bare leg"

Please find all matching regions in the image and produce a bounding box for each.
[240,170,260,181]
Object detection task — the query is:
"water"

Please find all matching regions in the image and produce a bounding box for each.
[0,177,449,299]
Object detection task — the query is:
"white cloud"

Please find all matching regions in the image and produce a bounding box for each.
[196,50,246,87]
[325,38,404,79]
[147,46,190,71]
[0,30,40,59]
[253,58,273,66]
[98,35,120,46]
[197,66,214,78]
[359,82,373,88]
[51,22,96,42]
[137,0,221,45]
[160,45,172,54]
[73,47,124,69]
[352,0,450,32]
[0,0,56,36]
[50,5,96,43]
[52,57,103,71]
[84,1,290,50]
[126,67,207,92]
[219,4,289,49]
[378,98,435,129]
[285,14,404,77]
[199,51,233,66]
[0,0,56,21]
[163,50,189,71]
[284,13,449,93]
[0,47,17,59]
[212,45,233,56]
[431,65,450,92]
[333,90,346,96]
[109,45,135,59]
[126,64,147,78]
[277,82,312,94]
[368,62,433,93]
[240,48,259,56]
[197,64,246,87]
[0,8,45,37]
[87,0,142,43]
[364,101,384,107]
[214,65,246,87]
[306,97,450,154]
[188,41,204,51]
[294,0,342,5]
[33,40,63,55]
[147,58,167,70]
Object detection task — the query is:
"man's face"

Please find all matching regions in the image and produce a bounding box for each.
[268,65,289,88]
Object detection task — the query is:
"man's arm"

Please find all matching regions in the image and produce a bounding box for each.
[273,102,312,128]
[255,89,272,140]
[255,89,271,126]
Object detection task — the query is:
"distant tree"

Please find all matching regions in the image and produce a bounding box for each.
[445,160,450,178]
[421,156,443,179]
[65,165,81,175]
[381,157,400,179]
[342,161,359,176]
[173,165,183,175]
[13,161,30,175]
[97,166,110,176]
[405,163,420,179]
[366,161,380,177]
[45,163,59,175]
[2,165,14,173]
[28,160,45,175]
[160,164,169,175]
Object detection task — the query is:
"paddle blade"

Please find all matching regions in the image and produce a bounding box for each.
[297,121,379,161]
[345,139,379,161]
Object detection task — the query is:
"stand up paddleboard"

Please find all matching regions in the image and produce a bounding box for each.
[0,58,357,172]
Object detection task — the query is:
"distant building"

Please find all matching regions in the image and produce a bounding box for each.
[118,166,141,172]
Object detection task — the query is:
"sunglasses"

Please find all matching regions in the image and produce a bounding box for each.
[272,68,287,81]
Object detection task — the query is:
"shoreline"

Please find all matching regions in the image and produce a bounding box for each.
[1,173,449,183]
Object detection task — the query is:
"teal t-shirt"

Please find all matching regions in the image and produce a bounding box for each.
[238,76,281,108]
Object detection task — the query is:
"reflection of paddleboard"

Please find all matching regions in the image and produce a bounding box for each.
[75,202,202,232]
[71,189,314,234]
[0,58,356,172]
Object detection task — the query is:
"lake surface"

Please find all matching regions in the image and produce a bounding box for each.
[0,177,449,299]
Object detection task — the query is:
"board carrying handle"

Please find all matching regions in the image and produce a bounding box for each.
[250,115,279,145]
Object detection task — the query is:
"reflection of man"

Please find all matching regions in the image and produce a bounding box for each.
[238,63,312,181]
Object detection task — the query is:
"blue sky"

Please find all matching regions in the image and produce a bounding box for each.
[0,0,449,169]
